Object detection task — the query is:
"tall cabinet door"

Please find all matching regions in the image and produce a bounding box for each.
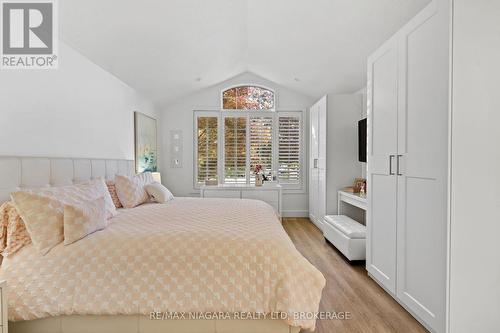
[366,35,399,294]
[317,96,327,227]
[396,2,448,331]
[309,103,320,228]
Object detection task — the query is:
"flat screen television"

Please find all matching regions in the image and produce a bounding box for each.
[358,118,367,162]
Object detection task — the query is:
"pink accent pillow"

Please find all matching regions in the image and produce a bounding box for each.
[106,180,123,208]
[64,196,106,245]
[114,173,154,208]
[0,201,32,257]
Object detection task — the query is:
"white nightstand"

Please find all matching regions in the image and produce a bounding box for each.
[0,280,6,332]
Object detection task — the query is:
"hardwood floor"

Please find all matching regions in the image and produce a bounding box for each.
[282,218,428,333]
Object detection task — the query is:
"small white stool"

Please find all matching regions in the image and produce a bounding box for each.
[323,215,366,261]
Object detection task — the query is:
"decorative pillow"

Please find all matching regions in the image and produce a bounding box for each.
[35,178,116,220]
[10,179,117,254]
[114,172,154,208]
[145,182,174,203]
[106,180,123,208]
[64,196,106,245]
[90,178,117,219]
[10,192,64,255]
[0,201,32,256]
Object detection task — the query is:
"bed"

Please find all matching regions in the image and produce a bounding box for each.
[0,157,325,333]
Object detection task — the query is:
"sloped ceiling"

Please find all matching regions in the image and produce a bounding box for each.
[60,0,430,107]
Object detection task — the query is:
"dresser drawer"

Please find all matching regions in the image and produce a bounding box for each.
[200,186,282,218]
[203,190,241,198]
[241,190,279,202]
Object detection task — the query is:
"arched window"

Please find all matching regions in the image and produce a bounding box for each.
[222,85,275,110]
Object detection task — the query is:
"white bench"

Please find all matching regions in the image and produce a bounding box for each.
[323,215,366,261]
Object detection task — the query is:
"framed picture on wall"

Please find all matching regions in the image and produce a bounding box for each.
[134,111,157,173]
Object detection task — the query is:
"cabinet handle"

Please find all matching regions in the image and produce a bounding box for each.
[314,159,318,169]
[389,155,395,175]
[397,155,403,176]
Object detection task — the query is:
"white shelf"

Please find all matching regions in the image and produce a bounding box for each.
[337,190,367,212]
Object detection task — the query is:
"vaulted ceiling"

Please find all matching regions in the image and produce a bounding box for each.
[60,0,430,107]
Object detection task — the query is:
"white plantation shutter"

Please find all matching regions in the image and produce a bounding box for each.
[196,116,218,184]
[278,114,301,184]
[249,116,273,181]
[224,117,247,184]
[195,111,304,188]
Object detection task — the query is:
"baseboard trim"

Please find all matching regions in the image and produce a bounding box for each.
[282,210,309,218]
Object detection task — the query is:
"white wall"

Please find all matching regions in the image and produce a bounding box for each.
[0,41,159,161]
[160,72,314,216]
[449,1,500,332]
[325,94,365,223]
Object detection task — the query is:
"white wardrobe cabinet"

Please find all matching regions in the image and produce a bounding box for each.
[309,100,322,229]
[367,1,448,332]
[309,97,327,230]
[309,94,361,231]
[366,33,399,295]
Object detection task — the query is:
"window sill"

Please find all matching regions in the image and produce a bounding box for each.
[193,184,306,195]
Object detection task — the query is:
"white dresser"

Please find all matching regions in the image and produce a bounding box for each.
[200,184,282,218]
[0,280,7,333]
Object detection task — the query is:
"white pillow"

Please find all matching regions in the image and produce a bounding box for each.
[145,182,174,203]
[114,172,154,208]
[11,179,117,254]
[81,178,117,219]
[63,196,106,245]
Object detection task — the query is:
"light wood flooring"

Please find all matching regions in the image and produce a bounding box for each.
[282,218,428,333]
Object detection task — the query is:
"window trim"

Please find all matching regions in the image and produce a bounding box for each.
[193,109,305,192]
[220,84,277,111]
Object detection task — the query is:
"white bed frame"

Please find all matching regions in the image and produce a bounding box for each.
[10,315,300,333]
[0,156,300,333]
[0,156,134,204]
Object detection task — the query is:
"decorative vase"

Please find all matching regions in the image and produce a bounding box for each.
[255,174,263,186]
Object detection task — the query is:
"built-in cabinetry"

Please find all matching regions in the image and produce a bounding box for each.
[366,1,449,332]
[200,184,282,218]
[308,95,361,230]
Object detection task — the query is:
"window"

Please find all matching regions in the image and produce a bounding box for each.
[222,85,275,110]
[249,116,273,181]
[223,117,247,184]
[222,115,277,184]
[194,91,302,190]
[196,116,218,183]
[278,115,301,184]
[195,112,302,188]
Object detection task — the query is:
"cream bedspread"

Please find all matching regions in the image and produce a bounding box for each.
[0,198,325,330]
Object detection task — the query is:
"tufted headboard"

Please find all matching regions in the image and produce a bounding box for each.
[0,156,134,203]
